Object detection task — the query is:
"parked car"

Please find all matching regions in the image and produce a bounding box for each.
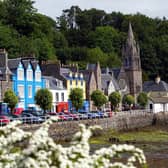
[21,113,45,124]
[0,115,10,125]
[87,112,99,119]
[10,114,22,122]
[13,108,23,115]
[90,111,105,118]
[64,112,79,120]
[77,112,89,120]
[55,112,73,121]
[22,110,49,120]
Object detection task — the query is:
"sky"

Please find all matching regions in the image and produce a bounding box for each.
[34,0,168,20]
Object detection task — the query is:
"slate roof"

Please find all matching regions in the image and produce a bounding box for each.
[101,74,120,91]
[8,58,21,70]
[22,60,29,69]
[81,70,93,84]
[87,63,96,71]
[60,68,70,75]
[112,68,121,79]
[143,81,168,92]
[0,67,7,75]
[150,97,168,103]
[43,76,65,90]
[31,60,38,70]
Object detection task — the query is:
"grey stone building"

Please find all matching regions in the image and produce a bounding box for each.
[118,22,142,98]
[0,49,13,102]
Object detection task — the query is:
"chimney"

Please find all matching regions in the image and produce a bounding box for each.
[0,49,8,68]
[155,75,161,84]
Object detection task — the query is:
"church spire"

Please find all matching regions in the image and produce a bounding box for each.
[128,22,134,40]
[127,22,136,47]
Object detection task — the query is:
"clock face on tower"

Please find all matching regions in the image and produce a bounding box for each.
[119,79,127,91]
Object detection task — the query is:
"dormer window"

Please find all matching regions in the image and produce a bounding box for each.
[35,71,41,82]
[75,73,78,78]
[27,70,33,81]
[69,71,72,78]
[80,73,83,79]
[18,69,24,80]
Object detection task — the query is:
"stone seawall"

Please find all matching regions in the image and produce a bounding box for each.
[22,111,155,141]
[154,111,168,125]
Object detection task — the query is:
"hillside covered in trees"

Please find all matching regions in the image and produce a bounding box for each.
[0,0,168,81]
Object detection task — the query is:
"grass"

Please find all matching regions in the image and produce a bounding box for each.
[90,126,168,145]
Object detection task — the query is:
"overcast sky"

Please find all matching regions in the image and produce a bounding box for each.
[34,0,168,20]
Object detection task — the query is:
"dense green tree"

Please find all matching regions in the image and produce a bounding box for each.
[91,90,107,110]
[35,89,53,114]
[122,94,135,109]
[88,26,121,53]
[3,0,36,35]
[3,89,18,113]
[109,91,121,111]
[69,88,83,112]
[137,92,148,108]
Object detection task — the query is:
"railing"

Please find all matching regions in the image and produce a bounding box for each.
[0,110,152,127]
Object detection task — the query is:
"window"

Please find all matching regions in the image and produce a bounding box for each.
[35,71,41,81]
[28,85,32,98]
[76,80,78,86]
[70,80,72,85]
[81,80,83,86]
[56,93,59,102]
[27,70,33,81]
[18,85,24,98]
[18,69,24,80]
[46,80,50,88]
[35,86,41,93]
[61,93,64,102]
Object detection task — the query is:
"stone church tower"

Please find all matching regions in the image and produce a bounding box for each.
[121,22,142,98]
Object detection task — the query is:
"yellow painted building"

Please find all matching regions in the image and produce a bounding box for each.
[66,72,86,99]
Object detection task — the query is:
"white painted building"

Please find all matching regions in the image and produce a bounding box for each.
[143,76,168,113]
[148,98,168,113]
[44,76,68,112]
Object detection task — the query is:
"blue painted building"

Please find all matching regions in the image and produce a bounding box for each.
[8,58,44,109]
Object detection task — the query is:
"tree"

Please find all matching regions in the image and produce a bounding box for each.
[69,88,83,112]
[3,0,36,35]
[35,89,53,114]
[109,91,121,111]
[137,92,148,108]
[88,26,121,53]
[91,90,107,110]
[122,94,135,110]
[3,89,18,113]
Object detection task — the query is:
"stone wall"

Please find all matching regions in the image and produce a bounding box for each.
[21,111,154,141]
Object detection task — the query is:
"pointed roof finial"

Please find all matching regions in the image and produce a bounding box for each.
[128,22,134,40]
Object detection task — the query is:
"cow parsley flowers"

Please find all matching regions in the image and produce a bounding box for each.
[0,118,147,168]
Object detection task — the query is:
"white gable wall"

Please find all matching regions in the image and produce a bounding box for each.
[148,100,168,113]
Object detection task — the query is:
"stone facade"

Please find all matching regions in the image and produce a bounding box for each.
[0,49,13,102]
[119,23,142,98]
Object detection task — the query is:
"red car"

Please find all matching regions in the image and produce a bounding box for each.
[0,116,10,126]
[64,112,79,120]
[47,112,69,121]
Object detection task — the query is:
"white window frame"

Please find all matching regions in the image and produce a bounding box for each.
[35,71,41,82]
[18,85,24,98]
[28,85,32,98]
[18,69,24,80]
[56,92,59,102]
[61,92,64,102]
[27,70,33,81]
[35,86,41,93]
[46,80,50,88]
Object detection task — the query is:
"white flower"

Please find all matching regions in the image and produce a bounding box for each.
[0,120,146,168]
